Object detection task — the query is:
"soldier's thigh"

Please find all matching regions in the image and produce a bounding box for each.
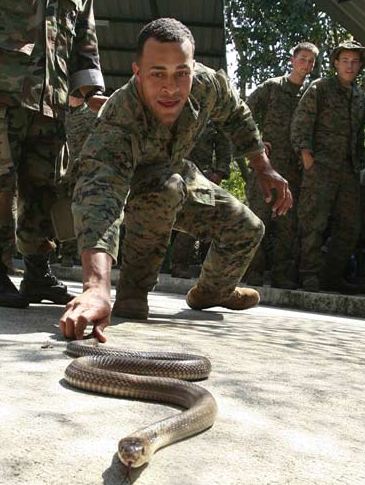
[175,183,261,241]
[23,112,65,186]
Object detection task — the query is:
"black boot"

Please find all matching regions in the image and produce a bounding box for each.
[0,261,29,308]
[20,254,74,304]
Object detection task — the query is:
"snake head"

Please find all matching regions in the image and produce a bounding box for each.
[118,437,150,468]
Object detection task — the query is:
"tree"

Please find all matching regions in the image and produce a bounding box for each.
[225,0,352,97]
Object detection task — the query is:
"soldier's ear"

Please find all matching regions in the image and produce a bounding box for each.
[132,62,140,80]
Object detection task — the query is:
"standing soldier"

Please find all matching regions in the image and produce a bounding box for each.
[171,121,232,278]
[0,1,106,308]
[246,42,319,289]
[291,40,365,293]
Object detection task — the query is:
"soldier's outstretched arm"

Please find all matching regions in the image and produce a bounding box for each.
[59,249,112,342]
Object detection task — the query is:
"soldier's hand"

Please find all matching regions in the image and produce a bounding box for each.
[301,149,314,170]
[86,95,109,113]
[59,288,111,342]
[256,166,293,216]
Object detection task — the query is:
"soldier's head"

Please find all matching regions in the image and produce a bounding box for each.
[330,40,365,86]
[132,18,196,127]
[290,42,319,79]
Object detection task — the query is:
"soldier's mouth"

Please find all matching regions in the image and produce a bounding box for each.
[158,100,180,108]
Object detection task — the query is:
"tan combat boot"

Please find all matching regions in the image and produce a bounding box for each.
[112,287,149,319]
[186,284,260,311]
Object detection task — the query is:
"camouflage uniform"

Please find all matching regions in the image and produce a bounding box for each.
[171,122,232,276]
[291,75,365,282]
[65,102,98,183]
[0,0,104,257]
[73,64,265,297]
[246,75,304,284]
[60,102,98,265]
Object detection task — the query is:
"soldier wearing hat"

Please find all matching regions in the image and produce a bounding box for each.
[291,40,365,293]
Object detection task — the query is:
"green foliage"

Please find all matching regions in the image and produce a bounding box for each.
[224,0,353,95]
[221,161,247,202]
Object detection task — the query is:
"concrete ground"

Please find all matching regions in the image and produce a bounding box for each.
[1,276,365,485]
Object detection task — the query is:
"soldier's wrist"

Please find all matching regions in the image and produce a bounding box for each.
[84,88,104,102]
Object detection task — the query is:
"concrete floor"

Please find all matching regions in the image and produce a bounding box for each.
[1,278,365,485]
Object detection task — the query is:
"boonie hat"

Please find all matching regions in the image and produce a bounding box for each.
[330,40,365,67]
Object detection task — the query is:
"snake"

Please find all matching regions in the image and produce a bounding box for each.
[64,339,218,469]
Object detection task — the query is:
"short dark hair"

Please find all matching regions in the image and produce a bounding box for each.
[136,18,195,59]
[291,42,319,57]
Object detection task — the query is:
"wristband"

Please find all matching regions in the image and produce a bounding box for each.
[84,89,104,102]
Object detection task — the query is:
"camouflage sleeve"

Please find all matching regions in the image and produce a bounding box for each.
[209,69,265,158]
[246,82,271,130]
[69,0,105,94]
[213,130,232,178]
[291,82,318,153]
[72,97,133,261]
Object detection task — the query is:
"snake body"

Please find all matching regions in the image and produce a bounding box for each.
[64,339,217,468]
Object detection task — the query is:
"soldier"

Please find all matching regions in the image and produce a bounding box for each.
[291,40,365,293]
[0,1,106,308]
[59,18,292,342]
[246,42,319,289]
[171,121,232,278]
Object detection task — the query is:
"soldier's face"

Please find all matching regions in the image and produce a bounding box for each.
[291,50,316,78]
[334,50,362,86]
[132,38,195,127]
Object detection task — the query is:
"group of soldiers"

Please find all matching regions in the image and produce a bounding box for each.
[246,39,365,294]
[0,3,363,341]
[170,39,365,296]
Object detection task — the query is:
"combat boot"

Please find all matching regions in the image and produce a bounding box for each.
[186,284,260,311]
[112,287,149,319]
[0,261,29,308]
[19,254,74,304]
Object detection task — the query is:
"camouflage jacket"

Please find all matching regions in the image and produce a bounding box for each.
[291,75,365,173]
[0,0,104,118]
[73,63,265,259]
[188,122,232,178]
[247,75,303,166]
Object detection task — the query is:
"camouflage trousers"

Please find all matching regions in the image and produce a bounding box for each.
[246,163,301,280]
[117,168,264,296]
[298,162,361,279]
[0,105,65,256]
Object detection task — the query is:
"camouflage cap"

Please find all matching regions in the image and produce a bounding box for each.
[330,40,365,67]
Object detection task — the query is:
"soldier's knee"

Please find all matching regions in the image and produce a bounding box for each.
[249,215,265,244]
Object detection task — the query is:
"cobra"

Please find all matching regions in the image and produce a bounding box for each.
[64,339,218,468]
